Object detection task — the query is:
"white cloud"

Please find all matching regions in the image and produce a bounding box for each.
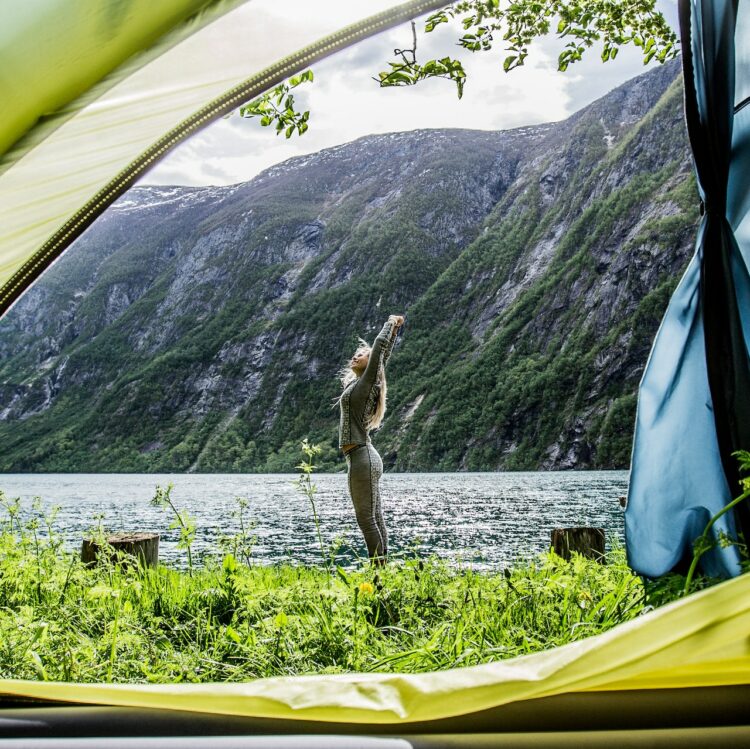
[139,0,680,187]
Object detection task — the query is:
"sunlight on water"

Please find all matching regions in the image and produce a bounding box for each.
[0,471,628,570]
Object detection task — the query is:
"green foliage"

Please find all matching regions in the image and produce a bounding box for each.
[682,451,750,595]
[226,3,678,134]
[293,439,330,575]
[596,394,637,468]
[375,22,467,98]
[234,70,313,138]
[0,486,665,683]
[150,484,196,575]
[217,497,257,567]
[378,0,678,96]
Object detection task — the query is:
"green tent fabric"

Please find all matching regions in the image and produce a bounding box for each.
[1,570,749,723]
[0,0,749,737]
[0,0,238,158]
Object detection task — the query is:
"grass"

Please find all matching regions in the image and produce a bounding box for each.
[0,485,687,685]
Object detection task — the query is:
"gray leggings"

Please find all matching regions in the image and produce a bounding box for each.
[345,443,388,560]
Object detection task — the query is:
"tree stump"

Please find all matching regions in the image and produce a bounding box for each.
[551,527,605,563]
[81,532,159,569]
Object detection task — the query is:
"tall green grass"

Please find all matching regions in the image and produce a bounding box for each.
[0,485,675,684]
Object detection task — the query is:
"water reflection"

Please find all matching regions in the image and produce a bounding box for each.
[0,471,628,570]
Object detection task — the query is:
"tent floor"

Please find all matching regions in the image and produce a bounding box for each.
[1,685,749,745]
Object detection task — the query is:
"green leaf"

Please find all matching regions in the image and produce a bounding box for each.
[223,553,237,573]
[425,11,448,33]
[87,584,114,599]
[383,70,413,85]
[226,626,242,644]
[29,651,48,680]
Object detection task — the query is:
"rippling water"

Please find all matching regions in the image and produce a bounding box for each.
[0,472,628,570]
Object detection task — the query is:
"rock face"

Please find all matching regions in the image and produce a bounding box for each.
[0,58,697,473]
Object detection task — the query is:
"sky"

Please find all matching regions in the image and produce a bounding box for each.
[138,0,680,188]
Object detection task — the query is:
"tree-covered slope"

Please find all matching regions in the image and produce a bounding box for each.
[0,59,696,472]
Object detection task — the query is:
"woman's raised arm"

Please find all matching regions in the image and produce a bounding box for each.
[358,315,402,390]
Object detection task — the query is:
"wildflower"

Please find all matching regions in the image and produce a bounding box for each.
[359,582,374,595]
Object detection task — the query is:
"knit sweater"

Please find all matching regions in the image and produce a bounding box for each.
[338,318,398,449]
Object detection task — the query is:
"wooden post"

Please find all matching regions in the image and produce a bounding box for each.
[551,527,605,562]
[81,532,159,569]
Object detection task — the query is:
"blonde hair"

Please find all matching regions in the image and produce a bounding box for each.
[331,336,388,431]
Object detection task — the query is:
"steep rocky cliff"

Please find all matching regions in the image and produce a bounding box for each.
[0,58,697,472]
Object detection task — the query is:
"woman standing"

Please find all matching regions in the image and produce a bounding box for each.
[336,314,404,564]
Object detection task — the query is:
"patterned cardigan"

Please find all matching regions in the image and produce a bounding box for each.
[338,318,398,449]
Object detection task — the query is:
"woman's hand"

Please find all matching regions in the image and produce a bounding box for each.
[389,314,404,328]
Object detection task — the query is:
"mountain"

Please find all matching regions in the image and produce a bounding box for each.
[0,58,697,473]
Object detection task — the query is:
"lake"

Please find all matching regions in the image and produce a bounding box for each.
[0,471,628,570]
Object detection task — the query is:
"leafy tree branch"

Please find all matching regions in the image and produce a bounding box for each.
[377,0,678,96]
[233,0,678,134]
[230,70,314,138]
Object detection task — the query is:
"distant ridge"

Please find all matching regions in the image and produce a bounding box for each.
[0,59,697,473]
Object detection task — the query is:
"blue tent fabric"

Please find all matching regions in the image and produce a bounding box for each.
[686,0,750,546]
[626,0,750,579]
